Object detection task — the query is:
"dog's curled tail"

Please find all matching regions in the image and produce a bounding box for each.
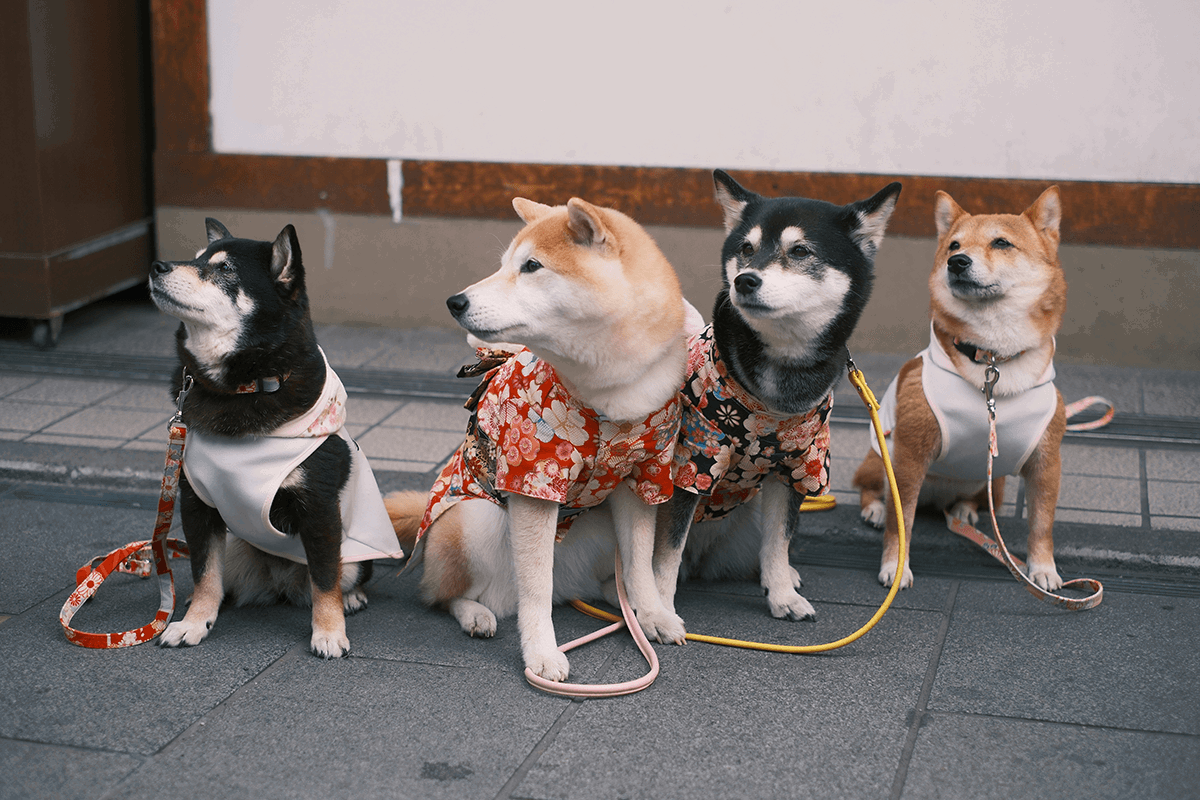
[384,490,427,554]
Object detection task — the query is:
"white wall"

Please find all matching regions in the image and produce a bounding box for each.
[208,0,1199,184]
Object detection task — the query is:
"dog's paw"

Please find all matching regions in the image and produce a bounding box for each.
[861,500,887,529]
[948,501,980,527]
[343,588,368,615]
[450,599,497,638]
[1026,559,1063,591]
[768,590,816,621]
[159,618,212,648]
[525,648,570,682]
[878,560,914,590]
[638,608,687,645]
[310,629,350,659]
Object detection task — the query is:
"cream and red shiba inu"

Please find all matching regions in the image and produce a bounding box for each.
[647,170,902,621]
[386,198,689,681]
[853,187,1067,591]
[150,220,402,659]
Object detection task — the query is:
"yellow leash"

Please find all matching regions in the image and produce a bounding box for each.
[570,358,907,653]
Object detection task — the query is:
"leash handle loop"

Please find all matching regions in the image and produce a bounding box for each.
[1064,396,1115,431]
[525,549,660,698]
[60,422,191,648]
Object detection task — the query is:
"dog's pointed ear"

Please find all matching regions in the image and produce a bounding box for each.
[934,191,968,239]
[713,169,756,234]
[513,198,555,225]
[206,218,232,244]
[1024,186,1061,250]
[566,198,609,248]
[845,182,902,258]
[270,224,302,288]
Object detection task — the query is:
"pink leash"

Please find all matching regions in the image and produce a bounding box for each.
[945,364,1104,610]
[523,550,660,698]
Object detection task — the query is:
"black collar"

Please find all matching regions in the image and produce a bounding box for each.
[187,367,291,395]
[952,339,1024,366]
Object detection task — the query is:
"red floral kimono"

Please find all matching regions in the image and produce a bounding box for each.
[418,348,681,543]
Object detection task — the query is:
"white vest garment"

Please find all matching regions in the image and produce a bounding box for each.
[182,354,404,564]
[871,325,1058,480]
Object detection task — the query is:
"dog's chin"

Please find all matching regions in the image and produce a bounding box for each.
[458,322,508,342]
[730,297,778,319]
[947,279,1003,301]
[149,286,202,318]
[458,319,526,350]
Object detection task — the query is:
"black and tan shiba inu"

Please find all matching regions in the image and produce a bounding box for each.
[653,170,902,621]
[149,219,401,658]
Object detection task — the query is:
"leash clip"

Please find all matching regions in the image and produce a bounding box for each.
[172,369,193,425]
[982,359,1000,421]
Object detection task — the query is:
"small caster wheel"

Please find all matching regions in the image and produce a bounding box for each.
[32,317,63,349]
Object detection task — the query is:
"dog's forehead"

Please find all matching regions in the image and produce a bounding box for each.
[191,238,270,265]
[507,236,532,264]
[949,213,1029,243]
[507,214,578,270]
[779,226,811,247]
[738,197,836,241]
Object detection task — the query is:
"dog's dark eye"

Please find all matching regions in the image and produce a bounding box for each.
[520,259,543,274]
[992,238,1013,249]
[790,244,810,259]
[740,242,754,257]
[948,241,960,251]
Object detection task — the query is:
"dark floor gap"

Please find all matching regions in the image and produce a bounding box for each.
[889,580,959,800]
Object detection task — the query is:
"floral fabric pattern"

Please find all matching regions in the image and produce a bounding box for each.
[418,348,681,543]
[674,326,832,522]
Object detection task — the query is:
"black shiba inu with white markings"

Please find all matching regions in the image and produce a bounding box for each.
[149,219,401,658]
[653,171,902,622]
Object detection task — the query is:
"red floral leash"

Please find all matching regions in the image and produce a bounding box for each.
[945,361,1103,610]
[59,372,193,647]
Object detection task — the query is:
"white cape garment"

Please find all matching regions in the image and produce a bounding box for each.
[871,324,1058,480]
[181,350,404,563]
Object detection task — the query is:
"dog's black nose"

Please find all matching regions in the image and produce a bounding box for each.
[446,293,470,316]
[947,254,972,276]
[151,261,172,276]
[734,272,762,294]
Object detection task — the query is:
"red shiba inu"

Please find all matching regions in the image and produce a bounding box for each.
[854,187,1068,591]
[387,198,690,681]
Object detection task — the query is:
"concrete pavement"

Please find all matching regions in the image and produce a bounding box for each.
[0,289,1197,799]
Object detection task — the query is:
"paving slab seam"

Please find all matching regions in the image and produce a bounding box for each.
[492,639,632,800]
[345,652,511,674]
[1139,450,1153,529]
[917,709,1200,739]
[96,641,311,800]
[889,580,960,800]
[0,732,149,760]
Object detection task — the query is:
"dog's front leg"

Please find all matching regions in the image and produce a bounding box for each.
[759,481,816,620]
[161,476,226,648]
[296,500,350,659]
[880,426,934,589]
[1021,396,1066,591]
[508,494,569,681]
[610,485,687,644]
[652,492,700,616]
